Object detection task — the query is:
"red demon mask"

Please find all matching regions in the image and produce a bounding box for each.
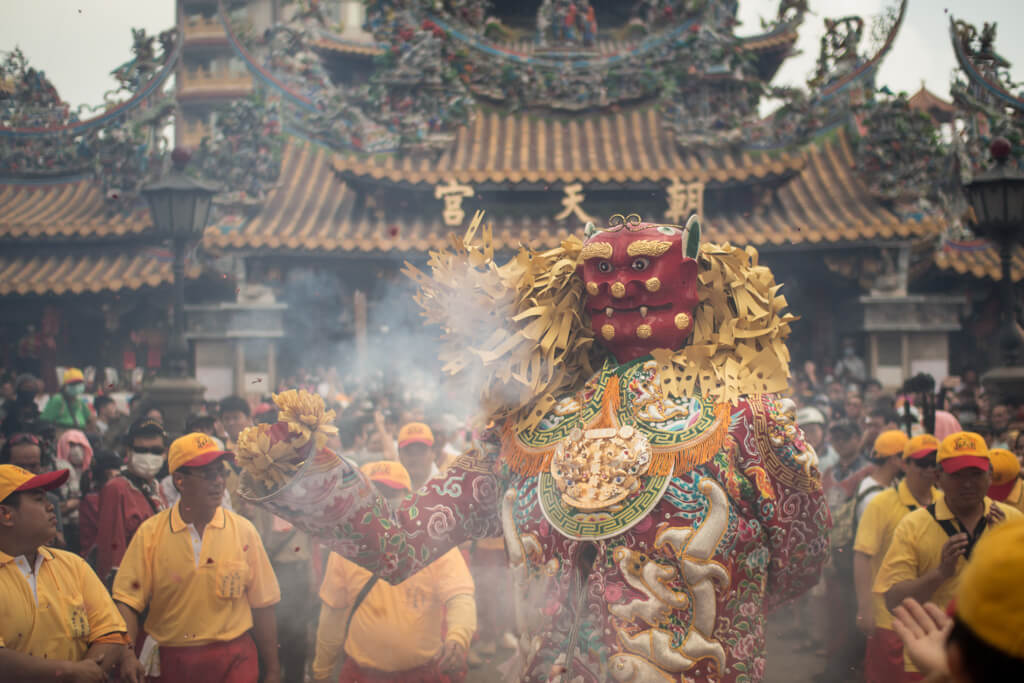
[578,218,701,363]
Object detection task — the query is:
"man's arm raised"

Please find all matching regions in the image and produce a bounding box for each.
[235,391,504,583]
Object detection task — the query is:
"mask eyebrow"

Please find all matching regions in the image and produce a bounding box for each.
[581,243,614,261]
[626,240,672,257]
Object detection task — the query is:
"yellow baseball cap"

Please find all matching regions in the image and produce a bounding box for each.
[873,430,909,458]
[360,460,412,492]
[0,464,69,503]
[398,422,434,448]
[168,432,230,474]
[62,367,84,385]
[903,433,940,460]
[987,448,1021,501]
[937,431,990,474]
[955,518,1024,658]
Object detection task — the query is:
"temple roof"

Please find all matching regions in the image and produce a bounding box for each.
[934,243,1024,281]
[0,248,193,295]
[0,178,150,240]
[908,85,956,123]
[206,131,943,254]
[332,108,806,188]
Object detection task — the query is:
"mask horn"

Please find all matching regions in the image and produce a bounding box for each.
[683,215,701,259]
[584,221,597,238]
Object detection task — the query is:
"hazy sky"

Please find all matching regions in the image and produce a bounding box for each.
[0,1,1022,113]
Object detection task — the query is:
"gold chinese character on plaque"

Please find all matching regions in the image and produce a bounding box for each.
[665,178,704,224]
[555,182,594,223]
[434,179,475,226]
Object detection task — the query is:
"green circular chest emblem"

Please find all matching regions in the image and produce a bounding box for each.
[537,470,672,541]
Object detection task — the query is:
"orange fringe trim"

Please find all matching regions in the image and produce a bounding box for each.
[502,400,732,478]
[594,374,621,428]
[646,403,732,476]
[501,420,554,476]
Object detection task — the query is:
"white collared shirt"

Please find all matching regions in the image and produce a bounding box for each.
[13,552,46,603]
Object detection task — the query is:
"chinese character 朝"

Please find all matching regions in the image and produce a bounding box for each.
[665,179,704,224]
[434,179,475,226]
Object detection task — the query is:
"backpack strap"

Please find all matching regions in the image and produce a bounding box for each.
[926,503,988,559]
[341,574,379,657]
[852,484,883,521]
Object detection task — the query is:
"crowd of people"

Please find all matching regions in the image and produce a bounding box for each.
[0,365,513,682]
[785,354,1024,681]
[2,354,1024,682]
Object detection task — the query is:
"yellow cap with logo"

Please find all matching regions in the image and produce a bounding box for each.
[360,460,412,492]
[168,432,230,474]
[937,432,990,474]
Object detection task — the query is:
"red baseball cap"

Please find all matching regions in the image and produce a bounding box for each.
[0,465,69,503]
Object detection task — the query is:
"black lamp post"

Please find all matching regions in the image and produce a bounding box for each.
[965,137,1024,400]
[140,148,218,432]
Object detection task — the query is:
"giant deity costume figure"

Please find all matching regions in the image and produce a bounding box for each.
[237,212,830,682]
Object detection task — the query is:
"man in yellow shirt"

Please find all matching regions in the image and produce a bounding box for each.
[313,460,476,682]
[853,433,940,683]
[891,520,1024,681]
[873,431,1023,679]
[0,464,131,682]
[113,433,282,683]
[986,448,1024,513]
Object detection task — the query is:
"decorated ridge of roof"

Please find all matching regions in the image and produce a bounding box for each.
[0,249,199,296]
[312,28,798,61]
[204,131,941,255]
[0,177,150,239]
[330,108,806,187]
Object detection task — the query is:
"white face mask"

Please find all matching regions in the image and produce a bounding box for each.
[67,444,86,467]
[128,452,164,479]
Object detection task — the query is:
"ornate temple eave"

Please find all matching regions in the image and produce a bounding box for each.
[0,248,199,296]
[934,244,1024,282]
[0,178,151,239]
[950,16,1024,113]
[203,134,941,256]
[330,108,806,189]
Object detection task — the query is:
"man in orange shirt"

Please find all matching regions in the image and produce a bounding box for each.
[313,460,475,682]
[0,464,131,682]
[113,433,281,683]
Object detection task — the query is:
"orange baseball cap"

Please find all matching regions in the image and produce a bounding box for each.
[168,432,230,474]
[937,431,990,474]
[361,460,412,492]
[955,519,1024,658]
[0,464,69,503]
[903,433,940,460]
[873,430,909,458]
[987,448,1021,501]
[398,422,434,448]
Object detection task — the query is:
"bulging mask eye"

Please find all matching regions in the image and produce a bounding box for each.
[631,257,650,272]
[597,261,612,273]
